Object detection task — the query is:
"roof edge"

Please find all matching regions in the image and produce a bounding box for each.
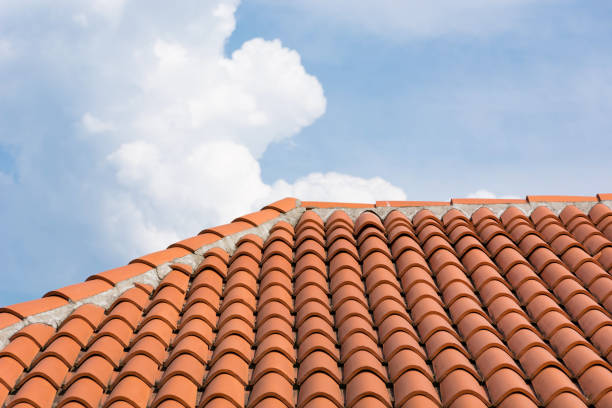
[0,198,303,348]
[2,194,610,346]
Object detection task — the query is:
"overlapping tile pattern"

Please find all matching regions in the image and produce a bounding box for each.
[1,199,612,407]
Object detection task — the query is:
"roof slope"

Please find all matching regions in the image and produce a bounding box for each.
[1,194,612,407]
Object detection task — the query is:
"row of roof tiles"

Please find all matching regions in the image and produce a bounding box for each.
[0,201,611,407]
[1,195,610,337]
[303,193,612,208]
[0,198,298,331]
[1,195,611,336]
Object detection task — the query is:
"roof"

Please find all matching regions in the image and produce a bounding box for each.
[1,194,612,407]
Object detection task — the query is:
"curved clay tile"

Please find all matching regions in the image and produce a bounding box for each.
[344,371,392,408]
[358,235,391,260]
[7,376,57,408]
[531,206,559,228]
[393,369,441,408]
[356,226,387,247]
[559,205,587,225]
[327,238,359,261]
[326,226,356,247]
[590,203,612,224]
[343,351,388,384]
[500,206,529,226]
[297,333,338,364]
[160,353,205,387]
[206,353,249,386]
[531,366,586,405]
[354,212,384,236]
[296,372,343,408]
[340,331,383,363]
[413,209,441,229]
[476,347,524,381]
[330,285,366,313]
[199,373,246,408]
[261,240,293,263]
[208,336,252,367]
[247,372,294,408]
[152,375,198,408]
[227,255,260,279]
[371,297,408,325]
[261,255,292,279]
[297,351,341,386]
[383,210,412,229]
[231,241,262,264]
[295,253,326,277]
[265,227,294,248]
[294,229,325,251]
[296,316,336,346]
[329,269,362,295]
[252,334,295,365]
[381,329,424,361]
[251,351,295,385]
[255,317,293,344]
[325,210,354,232]
[233,209,280,228]
[471,207,498,228]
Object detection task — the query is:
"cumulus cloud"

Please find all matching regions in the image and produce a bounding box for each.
[0,0,406,264]
[271,172,406,203]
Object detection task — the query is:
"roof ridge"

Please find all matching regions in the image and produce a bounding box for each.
[1,194,610,346]
[302,193,611,209]
[0,198,304,348]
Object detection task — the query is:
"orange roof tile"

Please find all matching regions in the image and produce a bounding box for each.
[376,200,449,207]
[301,201,373,208]
[527,195,598,202]
[2,196,612,407]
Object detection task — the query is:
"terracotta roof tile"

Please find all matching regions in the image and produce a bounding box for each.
[377,200,449,207]
[3,198,612,407]
[301,200,373,208]
[527,195,598,202]
[86,263,152,286]
[167,233,220,252]
[130,247,191,268]
[451,197,528,205]
[44,280,113,302]
[0,296,68,319]
[262,197,298,213]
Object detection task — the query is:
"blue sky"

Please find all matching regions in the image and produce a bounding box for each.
[0,0,611,304]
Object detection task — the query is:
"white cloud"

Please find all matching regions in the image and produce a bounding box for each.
[82,113,114,133]
[0,0,402,257]
[98,22,402,253]
[271,172,406,203]
[468,189,497,199]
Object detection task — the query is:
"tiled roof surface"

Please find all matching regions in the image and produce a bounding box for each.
[2,195,612,407]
